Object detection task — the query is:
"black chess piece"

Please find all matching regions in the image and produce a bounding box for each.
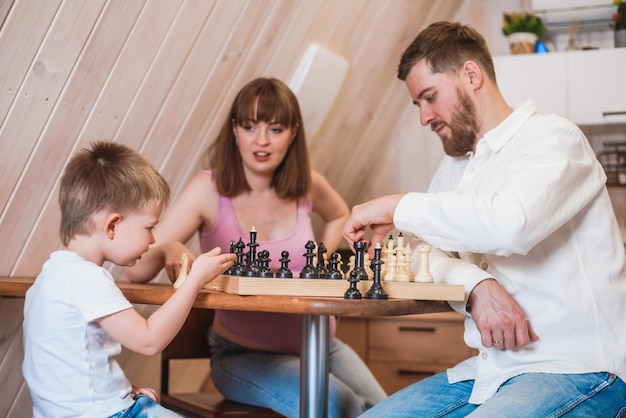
[315,242,328,279]
[276,250,293,278]
[243,228,260,277]
[327,252,343,280]
[231,238,246,276]
[257,250,274,278]
[351,241,369,282]
[299,240,317,279]
[345,241,369,299]
[366,244,388,299]
[223,240,237,275]
[344,269,362,299]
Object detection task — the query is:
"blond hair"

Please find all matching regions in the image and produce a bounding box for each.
[59,141,170,246]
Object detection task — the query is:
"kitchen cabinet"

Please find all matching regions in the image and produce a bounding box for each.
[493,48,626,126]
[493,52,568,118]
[568,49,626,125]
[336,312,477,395]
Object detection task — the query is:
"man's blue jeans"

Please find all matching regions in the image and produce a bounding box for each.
[359,371,626,417]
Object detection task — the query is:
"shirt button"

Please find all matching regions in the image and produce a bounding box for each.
[480,262,488,270]
[481,352,488,360]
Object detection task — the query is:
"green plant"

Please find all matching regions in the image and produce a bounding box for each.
[611,0,626,31]
[502,12,547,37]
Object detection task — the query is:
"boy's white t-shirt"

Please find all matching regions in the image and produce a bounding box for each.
[22,250,135,417]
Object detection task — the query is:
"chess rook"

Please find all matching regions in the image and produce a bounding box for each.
[415,244,434,283]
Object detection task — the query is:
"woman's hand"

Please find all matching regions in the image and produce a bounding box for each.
[160,241,196,282]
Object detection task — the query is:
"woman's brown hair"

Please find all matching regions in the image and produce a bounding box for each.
[203,77,311,199]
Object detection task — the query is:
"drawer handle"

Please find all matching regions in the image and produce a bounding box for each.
[397,369,435,377]
[603,111,626,117]
[397,326,436,333]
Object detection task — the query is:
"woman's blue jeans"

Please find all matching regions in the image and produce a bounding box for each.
[210,336,387,418]
[359,371,626,417]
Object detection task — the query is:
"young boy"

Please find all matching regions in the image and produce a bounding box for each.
[22,141,235,417]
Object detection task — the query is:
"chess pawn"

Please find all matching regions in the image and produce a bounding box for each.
[335,252,345,279]
[384,254,397,282]
[276,250,293,278]
[382,235,395,274]
[394,250,410,282]
[348,255,355,274]
[299,240,318,279]
[364,253,374,279]
[344,269,362,299]
[327,252,343,280]
[415,244,434,283]
[257,250,274,278]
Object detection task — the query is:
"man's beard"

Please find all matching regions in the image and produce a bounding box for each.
[433,88,479,157]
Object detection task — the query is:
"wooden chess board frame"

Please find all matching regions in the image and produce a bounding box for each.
[204,275,464,301]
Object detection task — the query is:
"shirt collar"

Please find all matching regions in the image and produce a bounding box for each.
[479,100,537,153]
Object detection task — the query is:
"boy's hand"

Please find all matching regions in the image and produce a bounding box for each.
[131,386,159,402]
[187,247,236,287]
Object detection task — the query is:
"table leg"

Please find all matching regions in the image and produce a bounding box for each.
[300,314,330,418]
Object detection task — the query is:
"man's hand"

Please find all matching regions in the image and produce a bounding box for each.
[468,278,539,350]
[343,194,405,250]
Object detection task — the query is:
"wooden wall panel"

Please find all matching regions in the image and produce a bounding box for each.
[0,0,60,124]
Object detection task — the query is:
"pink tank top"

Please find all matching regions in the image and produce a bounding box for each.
[199,175,336,355]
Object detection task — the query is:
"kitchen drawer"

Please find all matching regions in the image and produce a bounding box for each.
[368,313,470,364]
[369,360,449,395]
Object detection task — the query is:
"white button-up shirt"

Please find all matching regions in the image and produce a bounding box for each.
[394,101,626,404]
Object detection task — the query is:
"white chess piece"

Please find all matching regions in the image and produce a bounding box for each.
[348,255,355,274]
[395,232,405,252]
[382,236,395,274]
[335,252,346,279]
[364,253,374,279]
[415,244,434,283]
[403,243,415,281]
[384,254,397,282]
[173,253,189,289]
[394,250,410,282]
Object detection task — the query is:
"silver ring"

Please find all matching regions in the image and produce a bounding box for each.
[493,339,504,345]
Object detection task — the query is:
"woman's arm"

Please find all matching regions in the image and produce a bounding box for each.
[124,172,218,282]
[309,170,350,253]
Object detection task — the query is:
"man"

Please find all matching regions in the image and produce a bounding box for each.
[345,21,626,417]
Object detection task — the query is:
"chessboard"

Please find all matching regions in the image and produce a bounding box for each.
[193,228,464,302]
[204,275,464,301]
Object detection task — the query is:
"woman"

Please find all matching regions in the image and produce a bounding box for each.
[125,77,386,418]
